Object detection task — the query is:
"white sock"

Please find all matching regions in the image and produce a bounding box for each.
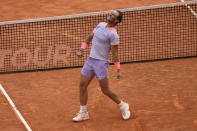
[80,105,87,113]
[119,101,125,107]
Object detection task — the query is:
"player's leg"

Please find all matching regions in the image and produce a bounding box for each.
[79,74,93,106]
[73,74,93,122]
[99,77,121,104]
[73,57,95,122]
[73,58,95,121]
[94,59,131,120]
[98,77,131,120]
[94,59,121,104]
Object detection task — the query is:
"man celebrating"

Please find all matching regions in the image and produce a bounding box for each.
[73,10,131,122]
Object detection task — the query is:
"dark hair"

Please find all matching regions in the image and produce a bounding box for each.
[116,10,123,23]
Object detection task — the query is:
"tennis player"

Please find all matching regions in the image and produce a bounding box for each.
[73,10,131,122]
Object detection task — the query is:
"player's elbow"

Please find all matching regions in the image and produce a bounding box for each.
[89,32,94,39]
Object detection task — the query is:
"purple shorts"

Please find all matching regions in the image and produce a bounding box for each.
[81,57,109,80]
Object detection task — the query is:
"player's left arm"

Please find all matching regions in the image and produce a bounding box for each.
[111,45,119,62]
[111,30,122,79]
[111,44,122,79]
[111,43,122,79]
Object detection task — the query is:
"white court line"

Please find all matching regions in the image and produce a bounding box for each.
[181,0,197,17]
[0,84,32,131]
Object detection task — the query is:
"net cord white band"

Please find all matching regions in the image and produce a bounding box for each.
[181,0,197,17]
[0,1,196,25]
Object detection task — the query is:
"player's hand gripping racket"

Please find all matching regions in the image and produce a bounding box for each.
[117,69,122,79]
[77,50,84,57]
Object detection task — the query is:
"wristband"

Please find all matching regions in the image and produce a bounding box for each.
[114,62,120,69]
[81,42,88,49]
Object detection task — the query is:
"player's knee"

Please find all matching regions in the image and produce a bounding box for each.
[79,81,88,92]
[79,81,85,87]
[101,87,110,95]
[79,86,87,94]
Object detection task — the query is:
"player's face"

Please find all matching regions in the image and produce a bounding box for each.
[107,10,119,24]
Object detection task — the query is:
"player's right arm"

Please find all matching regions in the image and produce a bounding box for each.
[77,32,94,57]
[84,32,94,45]
[77,23,103,57]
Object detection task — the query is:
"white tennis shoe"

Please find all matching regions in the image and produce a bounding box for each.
[120,102,131,120]
[72,111,89,122]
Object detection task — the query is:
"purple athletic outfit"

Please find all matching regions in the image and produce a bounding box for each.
[81,22,119,80]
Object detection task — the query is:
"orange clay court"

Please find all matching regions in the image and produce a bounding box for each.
[0,0,197,131]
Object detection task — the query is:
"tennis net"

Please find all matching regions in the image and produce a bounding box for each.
[0,1,197,73]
